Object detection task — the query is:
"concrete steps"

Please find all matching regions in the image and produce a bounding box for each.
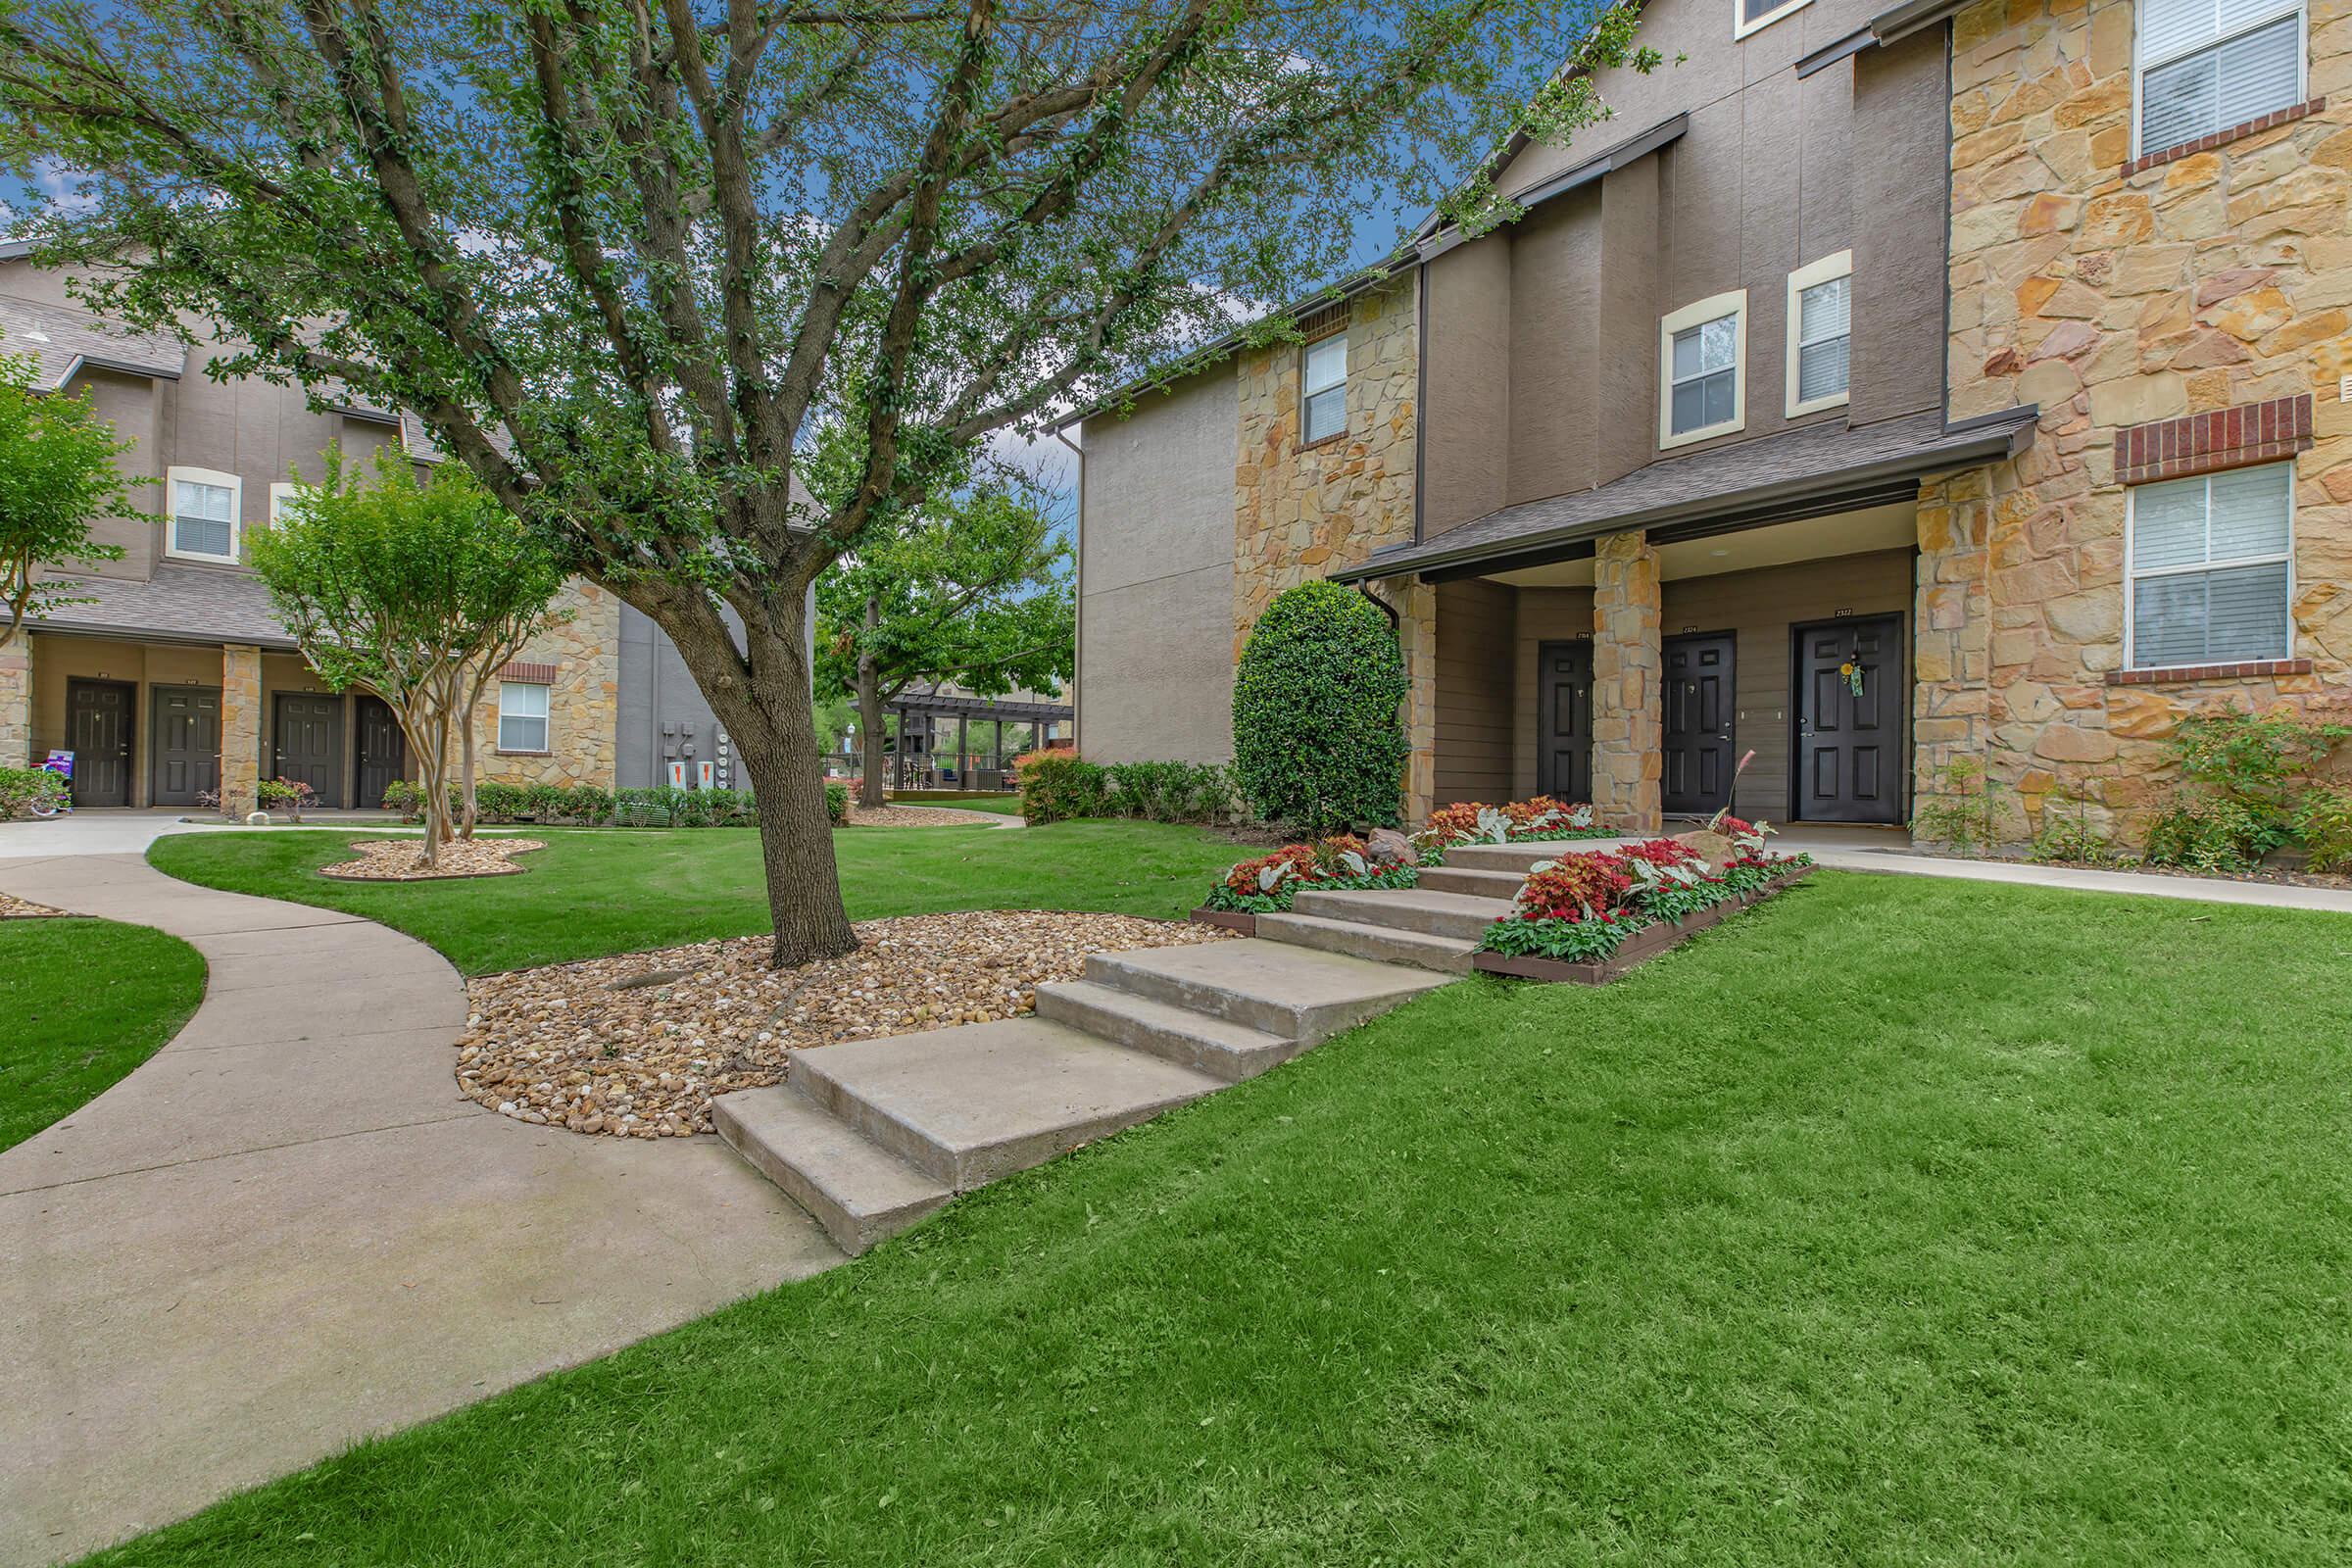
[1414,863,1532,899]
[1438,841,1596,875]
[1292,886,1514,941]
[1033,979,1302,1081]
[712,904,1463,1257]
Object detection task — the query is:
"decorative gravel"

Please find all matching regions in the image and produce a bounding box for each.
[842,803,1003,828]
[0,891,65,918]
[323,837,547,880]
[456,909,1233,1137]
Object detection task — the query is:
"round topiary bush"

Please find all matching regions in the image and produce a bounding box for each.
[1231,579,1409,834]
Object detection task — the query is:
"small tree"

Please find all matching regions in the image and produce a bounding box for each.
[816,474,1072,808]
[249,448,565,864]
[0,349,140,646]
[1232,580,1409,834]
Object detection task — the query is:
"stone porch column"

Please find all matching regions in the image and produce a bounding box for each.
[0,636,30,766]
[1591,529,1662,832]
[1368,574,1437,825]
[220,644,262,813]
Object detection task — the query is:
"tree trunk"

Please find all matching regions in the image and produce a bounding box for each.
[623,577,858,966]
[458,705,479,840]
[857,597,887,810]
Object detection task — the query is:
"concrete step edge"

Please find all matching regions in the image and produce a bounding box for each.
[1254,911,1479,974]
[1033,979,1304,1082]
[1290,888,1510,941]
[712,1086,952,1256]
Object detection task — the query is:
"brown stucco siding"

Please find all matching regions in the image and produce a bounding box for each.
[1419,239,1514,536]
[1659,548,1915,821]
[1432,578,1516,804]
[1848,27,1952,423]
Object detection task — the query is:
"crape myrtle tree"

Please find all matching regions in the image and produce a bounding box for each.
[0,0,1657,963]
[250,447,566,863]
[814,449,1072,808]
[0,347,140,647]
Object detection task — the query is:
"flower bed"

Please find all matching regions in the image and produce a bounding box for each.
[1411,796,1616,864]
[1471,818,1811,985]
[1194,834,1417,933]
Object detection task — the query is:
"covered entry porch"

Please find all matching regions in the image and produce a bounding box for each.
[1347,408,2037,833]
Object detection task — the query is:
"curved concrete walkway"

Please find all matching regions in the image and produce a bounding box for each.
[0,850,842,1566]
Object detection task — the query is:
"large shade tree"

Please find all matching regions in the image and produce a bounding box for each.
[0,347,138,647]
[0,0,1656,962]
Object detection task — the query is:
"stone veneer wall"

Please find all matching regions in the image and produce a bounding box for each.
[1591,530,1663,833]
[470,578,622,790]
[1922,0,2352,846]
[0,640,28,768]
[1233,277,1431,816]
[220,644,262,813]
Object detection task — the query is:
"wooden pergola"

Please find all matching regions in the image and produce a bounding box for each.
[889,686,1071,791]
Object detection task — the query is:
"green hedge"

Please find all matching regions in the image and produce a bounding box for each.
[825,781,849,825]
[0,766,67,820]
[1017,755,1236,825]
[1231,580,1407,835]
[378,779,750,828]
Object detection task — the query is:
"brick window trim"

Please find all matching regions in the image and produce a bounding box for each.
[2105,659,2313,687]
[2124,98,2327,176]
[499,661,560,685]
[1296,301,1348,344]
[2114,394,2314,486]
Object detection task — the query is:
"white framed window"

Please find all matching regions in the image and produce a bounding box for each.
[1786,252,1853,416]
[497,680,551,752]
[2127,463,2293,668]
[1658,289,1746,451]
[2135,0,2305,159]
[1735,0,1812,39]
[267,482,303,525]
[165,466,241,563]
[1300,332,1348,446]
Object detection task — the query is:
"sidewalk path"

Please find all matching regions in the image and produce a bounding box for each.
[0,851,841,1566]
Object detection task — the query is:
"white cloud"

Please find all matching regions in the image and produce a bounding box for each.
[33,159,98,218]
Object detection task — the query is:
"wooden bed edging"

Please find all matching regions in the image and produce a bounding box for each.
[1470,864,1814,986]
[1190,907,1257,936]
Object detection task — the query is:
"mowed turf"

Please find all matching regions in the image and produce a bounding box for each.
[87,873,2352,1564]
[146,819,1240,974]
[0,916,206,1152]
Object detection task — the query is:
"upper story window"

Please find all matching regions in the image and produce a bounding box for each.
[497,680,551,752]
[2136,0,2305,159]
[1787,252,1853,416]
[1735,0,1812,39]
[2127,463,2292,668]
[166,466,241,563]
[1659,289,1746,451]
[1300,332,1348,446]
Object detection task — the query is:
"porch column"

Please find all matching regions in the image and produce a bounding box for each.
[220,644,263,814]
[0,636,30,767]
[1592,529,1662,832]
[1372,573,1437,825]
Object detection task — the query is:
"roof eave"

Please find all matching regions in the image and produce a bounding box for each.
[1335,411,2038,584]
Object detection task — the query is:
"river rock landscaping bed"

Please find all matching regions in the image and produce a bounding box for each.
[843,803,1001,828]
[456,909,1234,1137]
[0,890,64,918]
[323,838,547,880]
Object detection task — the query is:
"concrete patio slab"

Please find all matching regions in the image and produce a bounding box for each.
[0,851,845,1566]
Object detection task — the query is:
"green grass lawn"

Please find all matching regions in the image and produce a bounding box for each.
[0,917,206,1153]
[89,873,2352,1564]
[147,821,1236,974]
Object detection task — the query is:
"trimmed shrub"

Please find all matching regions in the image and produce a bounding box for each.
[564,785,613,826]
[1231,580,1408,834]
[0,765,68,820]
[1017,752,1111,823]
[1016,753,1233,825]
[471,780,529,823]
[825,781,850,825]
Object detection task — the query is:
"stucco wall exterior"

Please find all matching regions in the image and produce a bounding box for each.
[1074,364,1243,764]
[1919,0,2352,847]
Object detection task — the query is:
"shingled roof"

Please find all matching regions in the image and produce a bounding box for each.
[12,564,298,650]
[0,292,183,391]
[1337,407,2040,581]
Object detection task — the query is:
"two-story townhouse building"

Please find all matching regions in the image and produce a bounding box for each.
[0,242,766,809]
[1063,0,2352,851]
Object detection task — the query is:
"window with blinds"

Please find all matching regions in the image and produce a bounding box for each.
[498,681,552,752]
[1786,251,1852,416]
[168,471,240,561]
[1300,333,1347,445]
[2128,464,2293,668]
[2137,0,2304,157]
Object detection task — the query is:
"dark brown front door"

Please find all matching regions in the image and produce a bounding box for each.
[1661,632,1736,817]
[1794,614,1903,824]
[150,686,221,807]
[355,695,407,810]
[1536,640,1592,803]
[271,693,345,808]
[66,679,135,807]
